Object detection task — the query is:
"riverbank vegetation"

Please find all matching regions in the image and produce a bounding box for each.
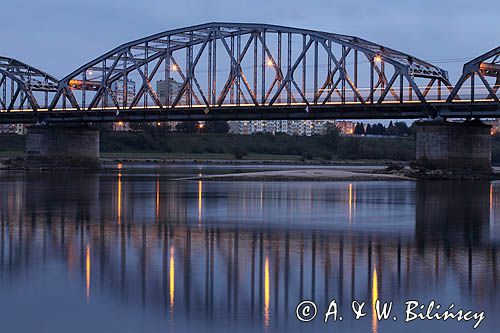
[101,125,417,161]
[2,126,500,163]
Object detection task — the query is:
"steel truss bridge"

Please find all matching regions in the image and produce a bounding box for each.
[1,22,500,124]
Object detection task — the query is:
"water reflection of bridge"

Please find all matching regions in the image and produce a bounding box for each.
[0,172,498,328]
[0,221,497,325]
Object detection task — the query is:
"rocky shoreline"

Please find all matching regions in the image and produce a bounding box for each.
[372,162,498,180]
[0,157,101,171]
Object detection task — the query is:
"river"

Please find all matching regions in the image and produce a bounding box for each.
[0,164,497,332]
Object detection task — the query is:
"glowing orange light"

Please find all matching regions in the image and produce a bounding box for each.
[264,257,270,327]
[171,64,178,72]
[86,246,91,303]
[374,55,382,63]
[348,183,353,223]
[157,122,161,126]
[372,265,378,333]
[198,122,205,129]
[117,121,124,126]
[198,180,202,226]
[117,171,122,225]
[169,246,175,312]
[266,59,274,67]
[156,175,160,222]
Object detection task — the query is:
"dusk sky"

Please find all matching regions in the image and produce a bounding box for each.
[1,0,498,81]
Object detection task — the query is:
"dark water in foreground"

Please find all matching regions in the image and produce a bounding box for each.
[0,165,498,333]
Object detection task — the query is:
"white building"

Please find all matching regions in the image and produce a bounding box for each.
[111,79,136,132]
[233,120,333,136]
[156,78,183,105]
[0,124,26,135]
[111,79,136,106]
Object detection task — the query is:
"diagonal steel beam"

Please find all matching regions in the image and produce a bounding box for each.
[318,39,365,104]
[217,31,259,106]
[269,38,314,105]
[127,50,163,108]
[171,36,211,108]
[477,71,500,102]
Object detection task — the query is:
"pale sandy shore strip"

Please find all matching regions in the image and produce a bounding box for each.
[175,169,413,181]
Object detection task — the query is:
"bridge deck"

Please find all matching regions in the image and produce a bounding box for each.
[1,101,499,123]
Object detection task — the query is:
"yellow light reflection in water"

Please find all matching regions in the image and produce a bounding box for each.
[86,246,91,303]
[156,175,160,222]
[169,245,175,312]
[117,163,123,225]
[264,257,270,327]
[260,185,263,214]
[353,184,357,213]
[198,180,203,226]
[490,183,493,213]
[348,183,353,223]
[372,265,378,333]
[490,183,495,232]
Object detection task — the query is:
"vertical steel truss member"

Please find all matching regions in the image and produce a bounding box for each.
[447,46,500,103]
[0,56,58,112]
[46,23,450,113]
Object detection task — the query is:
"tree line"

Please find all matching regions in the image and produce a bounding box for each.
[353,121,412,136]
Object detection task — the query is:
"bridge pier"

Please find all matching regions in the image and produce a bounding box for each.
[26,125,100,160]
[415,120,491,171]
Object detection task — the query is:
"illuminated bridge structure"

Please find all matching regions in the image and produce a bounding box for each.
[1,22,500,124]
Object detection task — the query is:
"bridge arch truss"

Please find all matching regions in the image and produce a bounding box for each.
[49,23,451,115]
[448,46,500,103]
[0,56,58,112]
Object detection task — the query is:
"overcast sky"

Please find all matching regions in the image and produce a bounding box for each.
[1,0,498,81]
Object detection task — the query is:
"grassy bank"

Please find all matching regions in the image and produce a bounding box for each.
[0,134,25,157]
[1,131,416,161]
[100,131,416,161]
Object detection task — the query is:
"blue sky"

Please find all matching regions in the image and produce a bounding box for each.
[1,0,498,81]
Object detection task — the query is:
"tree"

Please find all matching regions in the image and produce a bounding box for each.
[386,121,398,136]
[354,122,365,135]
[205,121,229,133]
[365,124,372,135]
[175,121,198,133]
[371,123,386,135]
[394,122,410,136]
[324,123,340,148]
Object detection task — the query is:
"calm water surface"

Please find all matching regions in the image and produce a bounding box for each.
[0,164,498,333]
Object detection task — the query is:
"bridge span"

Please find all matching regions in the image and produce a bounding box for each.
[1,22,499,169]
[1,22,500,123]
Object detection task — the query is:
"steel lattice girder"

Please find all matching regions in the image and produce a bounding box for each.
[0,56,59,111]
[50,22,451,111]
[447,46,500,102]
[0,56,58,91]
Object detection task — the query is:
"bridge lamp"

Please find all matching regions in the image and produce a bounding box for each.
[374,55,382,63]
[266,59,274,67]
[170,64,178,72]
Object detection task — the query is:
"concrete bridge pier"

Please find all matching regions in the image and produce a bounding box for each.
[26,125,100,160]
[415,120,491,171]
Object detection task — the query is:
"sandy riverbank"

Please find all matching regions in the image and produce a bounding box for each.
[177,169,413,181]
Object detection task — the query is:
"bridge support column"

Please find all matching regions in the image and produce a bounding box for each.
[26,125,99,160]
[415,120,491,171]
